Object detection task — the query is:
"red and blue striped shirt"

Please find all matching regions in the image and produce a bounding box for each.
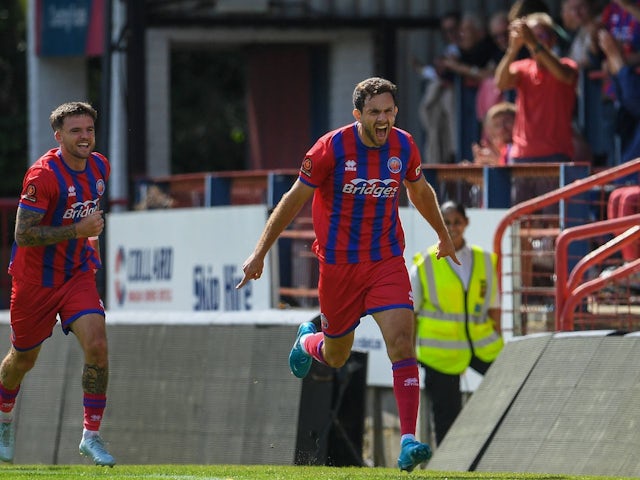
[299,123,423,264]
[8,148,110,287]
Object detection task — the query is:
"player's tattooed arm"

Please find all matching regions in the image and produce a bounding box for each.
[14,207,77,246]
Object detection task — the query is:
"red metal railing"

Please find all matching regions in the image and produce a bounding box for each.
[493,158,640,285]
[493,158,640,334]
[556,221,640,331]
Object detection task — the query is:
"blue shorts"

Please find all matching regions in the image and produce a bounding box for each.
[318,255,413,338]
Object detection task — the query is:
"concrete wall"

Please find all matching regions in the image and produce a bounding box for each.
[429,332,640,477]
[5,322,305,465]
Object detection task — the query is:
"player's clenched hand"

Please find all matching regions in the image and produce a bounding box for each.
[75,210,104,238]
[236,253,264,289]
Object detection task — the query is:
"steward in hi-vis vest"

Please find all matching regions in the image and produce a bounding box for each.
[413,244,503,375]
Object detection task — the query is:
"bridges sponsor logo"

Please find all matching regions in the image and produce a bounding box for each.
[63,199,99,220]
[342,178,399,198]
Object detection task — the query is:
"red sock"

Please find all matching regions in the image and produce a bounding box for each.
[83,393,106,431]
[0,383,20,414]
[392,358,420,436]
[302,332,326,364]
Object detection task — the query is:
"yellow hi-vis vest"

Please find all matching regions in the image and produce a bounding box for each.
[414,245,503,375]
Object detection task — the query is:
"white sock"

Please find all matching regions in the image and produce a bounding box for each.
[83,428,99,440]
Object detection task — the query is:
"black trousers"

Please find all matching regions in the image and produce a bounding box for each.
[421,356,492,445]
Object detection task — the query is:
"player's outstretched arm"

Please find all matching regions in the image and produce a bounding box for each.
[236,179,314,289]
[405,177,460,265]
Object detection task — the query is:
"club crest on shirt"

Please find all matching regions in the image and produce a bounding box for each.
[387,156,402,174]
[301,158,312,177]
[96,179,106,196]
[22,184,37,202]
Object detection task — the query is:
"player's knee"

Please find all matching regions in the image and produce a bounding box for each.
[10,351,38,374]
[323,350,349,369]
[83,337,108,365]
[386,335,415,361]
[18,357,37,373]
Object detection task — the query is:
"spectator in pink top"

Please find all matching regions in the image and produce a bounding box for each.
[494,12,579,163]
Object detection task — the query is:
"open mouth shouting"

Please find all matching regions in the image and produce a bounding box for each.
[375,124,389,143]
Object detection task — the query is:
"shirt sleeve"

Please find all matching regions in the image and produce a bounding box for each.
[404,135,423,183]
[19,166,55,214]
[298,136,332,188]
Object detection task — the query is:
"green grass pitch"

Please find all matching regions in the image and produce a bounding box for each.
[0,465,631,480]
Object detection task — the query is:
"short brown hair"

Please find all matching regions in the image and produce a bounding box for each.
[49,102,97,131]
[352,77,397,112]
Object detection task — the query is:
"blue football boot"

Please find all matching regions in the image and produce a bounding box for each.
[288,322,317,378]
[397,437,432,472]
[79,434,116,467]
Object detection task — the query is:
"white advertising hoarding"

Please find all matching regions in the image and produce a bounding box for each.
[105,206,271,311]
[104,204,510,387]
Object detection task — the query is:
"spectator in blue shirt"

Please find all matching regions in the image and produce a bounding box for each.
[599,27,640,164]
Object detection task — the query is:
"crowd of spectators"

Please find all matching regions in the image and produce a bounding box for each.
[412,0,640,173]
[410,2,640,446]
